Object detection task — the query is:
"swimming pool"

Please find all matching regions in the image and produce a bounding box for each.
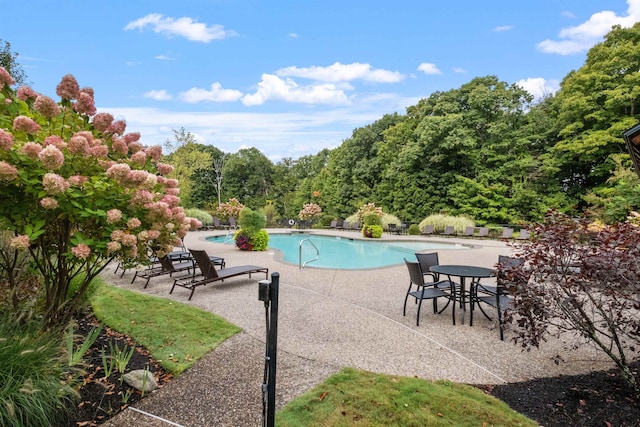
[205,233,469,269]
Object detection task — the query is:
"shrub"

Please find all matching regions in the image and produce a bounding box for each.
[185,208,213,226]
[216,198,244,220]
[298,203,322,221]
[362,225,383,238]
[235,208,268,251]
[347,210,401,229]
[419,214,474,234]
[408,224,420,235]
[261,202,278,227]
[503,210,640,396]
[0,312,77,426]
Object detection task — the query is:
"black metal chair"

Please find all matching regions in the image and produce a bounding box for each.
[403,258,453,326]
[470,255,523,340]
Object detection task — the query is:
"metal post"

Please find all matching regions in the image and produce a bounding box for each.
[266,273,279,427]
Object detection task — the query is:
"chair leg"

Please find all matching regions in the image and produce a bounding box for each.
[170,280,176,294]
[497,297,504,341]
[416,291,424,326]
[131,271,138,284]
[403,283,413,316]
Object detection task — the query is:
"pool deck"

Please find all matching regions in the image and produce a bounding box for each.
[102,229,613,427]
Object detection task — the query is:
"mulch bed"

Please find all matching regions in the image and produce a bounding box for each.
[69,314,639,426]
[68,314,173,426]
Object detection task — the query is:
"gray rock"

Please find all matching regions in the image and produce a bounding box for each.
[123,370,158,392]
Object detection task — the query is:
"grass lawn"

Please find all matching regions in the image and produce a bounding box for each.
[90,282,241,375]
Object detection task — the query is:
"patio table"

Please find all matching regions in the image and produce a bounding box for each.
[430,265,495,325]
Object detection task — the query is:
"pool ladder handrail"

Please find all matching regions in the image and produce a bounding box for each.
[223,230,235,244]
[299,237,319,270]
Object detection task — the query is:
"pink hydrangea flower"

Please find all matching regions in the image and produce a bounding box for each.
[106,209,122,224]
[68,175,88,186]
[190,218,203,230]
[124,132,140,143]
[107,241,122,253]
[156,163,174,175]
[0,129,14,150]
[110,230,125,242]
[80,87,94,98]
[127,217,141,229]
[73,131,95,145]
[40,197,59,209]
[34,95,61,119]
[38,145,65,170]
[73,91,96,116]
[0,66,15,90]
[143,173,157,188]
[131,151,147,166]
[106,120,126,135]
[165,187,180,196]
[42,173,70,194]
[44,135,66,149]
[9,235,30,250]
[128,142,142,153]
[68,135,89,155]
[121,233,137,247]
[13,116,41,134]
[161,194,181,208]
[71,243,91,259]
[89,144,109,158]
[56,74,80,100]
[92,113,114,132]
[21,142,43,158]
[126,169,149,186]
[0,161,18,181]
[164,178,179,188]
[16,86,38,101]
[146,229,160,240]
[106,163,131,181]
[145,146,162,162]
[111,138,129,155]
[131,190,154,207]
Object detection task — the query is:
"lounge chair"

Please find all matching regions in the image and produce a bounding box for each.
[131,255,196,289]
[170,249,268,300]
[462,226,476,237]
[351,221,361,232]
[421,225,435,235]
[516,229,531,240]
[477,227,489,238]
[441,226,455,236]
[498,227,514,239]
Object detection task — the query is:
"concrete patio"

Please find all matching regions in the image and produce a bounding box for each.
[102,229,612,426]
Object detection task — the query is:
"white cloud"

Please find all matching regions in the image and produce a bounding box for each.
[179,83,244,103]
[241,74,351,106]
[537,0,640,55]
[288,33,299,38]
[417,63,441,75]
[143,89,173,101]
[516,77,560,101]
[452,67,467,74]
[124,13,236,42]
[155,54,174,60]
[276,62,404,83]
[493,25,514,32]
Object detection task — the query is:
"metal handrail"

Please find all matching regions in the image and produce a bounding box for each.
[299,238,319,270]
[223,230,235,244]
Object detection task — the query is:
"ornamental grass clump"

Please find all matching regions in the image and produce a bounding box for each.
[0,68,201,329]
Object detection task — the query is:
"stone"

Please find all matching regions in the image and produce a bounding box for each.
[123,369,158,393]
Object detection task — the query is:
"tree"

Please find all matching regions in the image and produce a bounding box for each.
[547,23,640,202]
[222,147,274,209]
[0,70,199,328]
[504,210,640,396]
[0,39,27,86]
[163,128,213,207]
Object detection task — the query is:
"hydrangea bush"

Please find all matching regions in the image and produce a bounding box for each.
[0,68,200,328]
[298,203,322,221]
[216,197,244,220]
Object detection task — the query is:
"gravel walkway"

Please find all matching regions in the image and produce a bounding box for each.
[102,230,614,427]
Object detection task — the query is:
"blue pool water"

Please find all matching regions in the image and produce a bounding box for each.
[205,233,468,269]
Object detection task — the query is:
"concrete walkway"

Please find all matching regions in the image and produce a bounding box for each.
[103,230,612,426]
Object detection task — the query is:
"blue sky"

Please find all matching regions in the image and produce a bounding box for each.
[2,0,639,161]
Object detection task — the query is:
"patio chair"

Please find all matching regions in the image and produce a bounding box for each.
[470,255,523,340]
[477,227,489,238]
[326,220,338,229]
[421,225,435,236]
[387,223,400,234]
[170,249,268,300]
[351,221,361,231]
[462,226,476,237]
[516,229,531,240]
[441,226,456,236]
[338,221,351,231]
[498,227,514,239]
[228,217,239,230]
[212,216,229,230]
[403,259,453,326]
[131,255,196,289]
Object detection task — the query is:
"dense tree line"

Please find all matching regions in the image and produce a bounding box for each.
[163,23,640,225]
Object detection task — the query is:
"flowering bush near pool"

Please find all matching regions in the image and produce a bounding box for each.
[298,203,322,220]
[0,68,200,327]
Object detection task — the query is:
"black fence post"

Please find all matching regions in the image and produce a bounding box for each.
[259,272,279,427]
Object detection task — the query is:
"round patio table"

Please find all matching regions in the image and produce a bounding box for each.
[430,265,495,325]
